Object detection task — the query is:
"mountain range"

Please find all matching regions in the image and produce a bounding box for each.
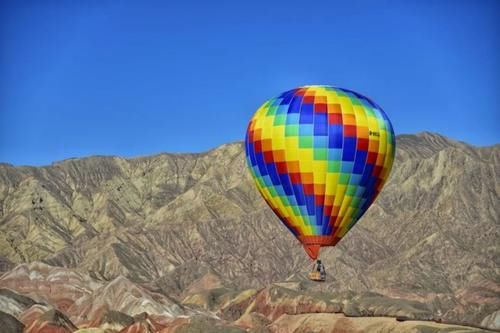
[0,132,498,332]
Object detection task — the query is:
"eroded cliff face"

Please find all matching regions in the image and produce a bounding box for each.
[0,273,496,333]
[0,132,498,330]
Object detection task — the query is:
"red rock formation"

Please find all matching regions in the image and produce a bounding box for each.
[67,276,183,326]
[23,308,77,333]
[117,313,167,333]
[84,309,134,332]
[233,312,270,329]
[244,285,341,321]
[19,304,53,329]
[0,262,101,313]
[156,317,190,333]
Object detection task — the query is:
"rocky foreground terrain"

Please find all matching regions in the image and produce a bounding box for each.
[0,132,498,332]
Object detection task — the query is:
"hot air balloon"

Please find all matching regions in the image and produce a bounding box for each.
[244,85,395,281]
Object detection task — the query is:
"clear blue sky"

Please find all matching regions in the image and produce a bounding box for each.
[1,0,499,166]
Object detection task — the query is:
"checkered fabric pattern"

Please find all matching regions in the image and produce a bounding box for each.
[245,86,395,256]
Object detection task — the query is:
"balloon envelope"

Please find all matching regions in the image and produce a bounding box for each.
[244,86,395,260]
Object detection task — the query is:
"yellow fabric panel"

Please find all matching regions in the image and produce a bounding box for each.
[325,173,339,195]
[313,160,327,184]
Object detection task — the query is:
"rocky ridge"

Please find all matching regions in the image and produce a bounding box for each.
[0,132,498,331]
